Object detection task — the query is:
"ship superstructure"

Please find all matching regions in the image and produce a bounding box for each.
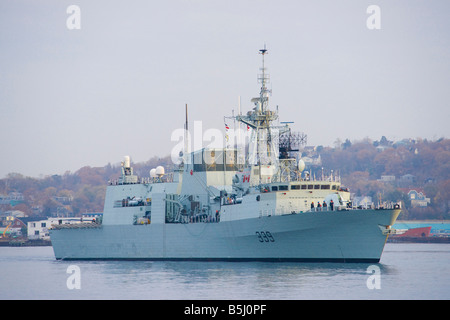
[50,48,401,262]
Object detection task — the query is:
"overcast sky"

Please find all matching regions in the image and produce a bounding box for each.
[0,0,449,178]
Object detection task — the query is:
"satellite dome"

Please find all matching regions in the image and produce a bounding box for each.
[156,166,165,176]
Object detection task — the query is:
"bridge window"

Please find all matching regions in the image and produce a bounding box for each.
[192,150,238,172]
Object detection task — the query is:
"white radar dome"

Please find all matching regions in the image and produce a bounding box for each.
[150,168,157,178]
[156,166,165,176]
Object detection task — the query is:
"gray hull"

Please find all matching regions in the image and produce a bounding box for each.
[50,209,400,262]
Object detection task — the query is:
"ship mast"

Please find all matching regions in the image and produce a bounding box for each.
[258,45,269,113]
[235,46,289,170]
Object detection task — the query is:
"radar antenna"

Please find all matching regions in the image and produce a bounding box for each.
[279,131,308,159]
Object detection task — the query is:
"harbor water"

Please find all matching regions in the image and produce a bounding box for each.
[1,243,449,300]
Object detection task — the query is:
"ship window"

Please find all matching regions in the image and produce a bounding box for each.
[314,185,320,189]
[291,185,300,190]
[192,149,239,172]
[279,185,288,191]
[225,150,238,170]
[272,186,278,191]
[301,185,307,190]
[307,185,313,190]
[208,151,222,171]
[332,185,337,190]
[321,185,330,190]
[193,150,206,171]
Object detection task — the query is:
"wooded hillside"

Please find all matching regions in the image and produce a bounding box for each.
[318,137,450,219]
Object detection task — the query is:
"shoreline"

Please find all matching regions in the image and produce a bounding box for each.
[0,239,52,247]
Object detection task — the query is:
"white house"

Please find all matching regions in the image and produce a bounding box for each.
[28,217,81,240]
[408,190,430,208]
[27,213,103,240]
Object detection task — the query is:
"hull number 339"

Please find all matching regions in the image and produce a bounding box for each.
[256,231,275,242]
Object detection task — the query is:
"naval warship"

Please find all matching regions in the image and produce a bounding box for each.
[50,48,401,262]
